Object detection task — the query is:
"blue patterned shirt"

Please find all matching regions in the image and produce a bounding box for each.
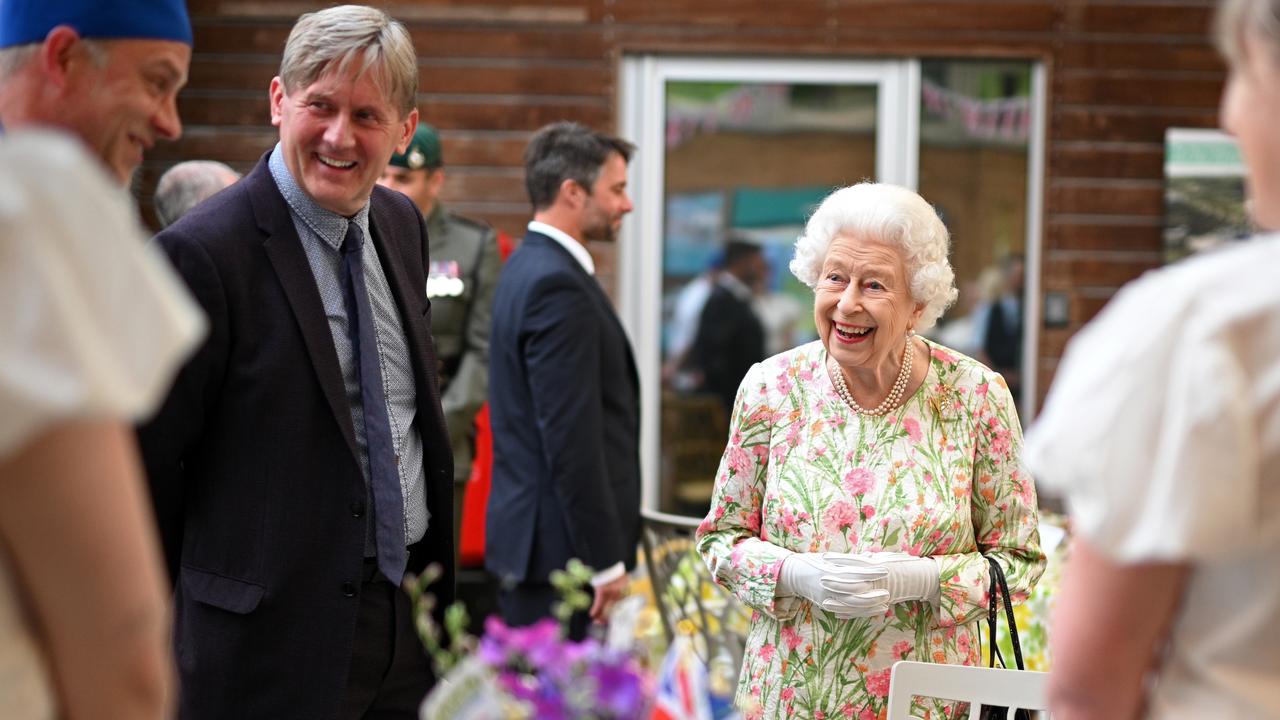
[269,145,428,553]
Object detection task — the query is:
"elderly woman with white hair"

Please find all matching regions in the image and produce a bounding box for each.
[696,182,1044,719]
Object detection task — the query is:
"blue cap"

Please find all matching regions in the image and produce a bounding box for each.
[0,0,193,49]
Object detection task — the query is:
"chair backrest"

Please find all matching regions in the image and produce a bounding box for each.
[886,661,1051,720]
[638,508,749,675]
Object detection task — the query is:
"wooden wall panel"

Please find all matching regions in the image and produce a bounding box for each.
[1069,4,1216,36]
[1047,220,1163,253]
[1042,253,1161,289]
[1049,142,1163,179]
[1057,40,1223,72]
[145,0,1229,392]
[828,3,1061,33]
[408,27,608,60]
[610,0,832,28]
[1054,106,1219,142]
[1055,74,1223,108]
[1049,182,1164,216]
[187,58,612,96]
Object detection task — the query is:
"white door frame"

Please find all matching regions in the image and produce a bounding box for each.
[619,56,920,512]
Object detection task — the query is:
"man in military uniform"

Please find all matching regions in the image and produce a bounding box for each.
[379,123,501,553]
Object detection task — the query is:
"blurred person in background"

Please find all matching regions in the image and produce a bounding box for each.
[697,182,1043,719]
[684,237,768,418]
[974,253,1025,402]
[1027,0,1280,717]
[154,160,241,229]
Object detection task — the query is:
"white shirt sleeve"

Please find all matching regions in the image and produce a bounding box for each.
[590,561,626,588]
[0,131,205,457]
[1025,243,1280,563]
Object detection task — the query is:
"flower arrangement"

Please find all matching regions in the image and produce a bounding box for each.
[476,616,650,718]
[410,559,654,720]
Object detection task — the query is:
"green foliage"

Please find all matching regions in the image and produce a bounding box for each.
[407,558,599,676]
[406,563,475,677]
[549,558,594,625]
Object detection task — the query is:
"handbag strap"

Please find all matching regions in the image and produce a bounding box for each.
[986,556,1025,671]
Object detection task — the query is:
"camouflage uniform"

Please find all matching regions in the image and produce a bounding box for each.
[426,204,500,527]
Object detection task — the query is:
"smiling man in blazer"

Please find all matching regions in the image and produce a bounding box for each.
[137,6,454,718]
[486,122,641,640]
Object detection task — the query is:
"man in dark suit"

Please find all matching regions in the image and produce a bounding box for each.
[487,122,640,640]
[979,252,1025,404]
[137,7,454,718]
[686,238,768,418]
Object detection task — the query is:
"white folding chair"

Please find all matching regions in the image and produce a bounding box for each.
[886,660,1052,720]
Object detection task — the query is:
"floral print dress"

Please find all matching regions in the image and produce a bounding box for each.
[695,340,1044,720]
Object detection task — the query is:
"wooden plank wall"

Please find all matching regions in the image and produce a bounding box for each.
[149,0,1226,393]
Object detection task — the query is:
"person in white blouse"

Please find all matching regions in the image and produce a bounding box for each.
[1025,0,1280,716]
[0,132,203,718]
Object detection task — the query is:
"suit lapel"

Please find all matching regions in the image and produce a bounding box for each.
[249,161,360,461]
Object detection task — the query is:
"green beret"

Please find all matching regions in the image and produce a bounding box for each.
[390,124,442,170]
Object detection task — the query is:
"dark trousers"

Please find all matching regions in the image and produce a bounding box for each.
[337,559,433,719]
[497,581,592,641]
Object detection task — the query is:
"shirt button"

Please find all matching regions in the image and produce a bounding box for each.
[350,501,364,518]
[341,582,357,598]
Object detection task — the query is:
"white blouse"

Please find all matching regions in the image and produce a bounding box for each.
[0,131,204,718]
[1026,235,1280,718]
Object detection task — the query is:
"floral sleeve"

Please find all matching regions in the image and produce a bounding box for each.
[935,375,1045,627]
[695,362,803,620]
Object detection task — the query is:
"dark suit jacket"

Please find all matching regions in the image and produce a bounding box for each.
[485,231,641,585]
[689,281,766,416]
[138,154,454,719]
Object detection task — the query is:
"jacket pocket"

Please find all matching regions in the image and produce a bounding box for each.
[180,565,265,615]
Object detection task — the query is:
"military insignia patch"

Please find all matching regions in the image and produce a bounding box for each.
[426,260,465,297]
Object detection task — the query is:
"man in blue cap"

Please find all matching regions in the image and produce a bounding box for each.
[0,0,192,185]
[377,123,501,560]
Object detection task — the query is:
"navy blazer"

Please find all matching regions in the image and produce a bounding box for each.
[486,231,641,584]
[138,154,454,719]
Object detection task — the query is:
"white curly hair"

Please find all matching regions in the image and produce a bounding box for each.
[789,182,958,331]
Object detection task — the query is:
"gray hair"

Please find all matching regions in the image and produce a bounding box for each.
[279,5,417,117]
[0,38,106,80]
[523,121,635,210]
[790,182,958,331]
[1215,0,1280,67]
[154,160,240,228]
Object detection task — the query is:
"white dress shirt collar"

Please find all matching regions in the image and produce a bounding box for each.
[528,220,595,276]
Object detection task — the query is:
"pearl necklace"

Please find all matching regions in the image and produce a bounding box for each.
[829,336,914,417]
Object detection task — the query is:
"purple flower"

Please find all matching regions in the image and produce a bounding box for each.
[589,654,649,716]
[473,614,651,718]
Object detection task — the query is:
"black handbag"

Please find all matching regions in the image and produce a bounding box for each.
[978,557,1032,720]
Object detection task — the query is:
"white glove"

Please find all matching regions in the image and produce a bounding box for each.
[823,552,941,611]
[777,552,889,619]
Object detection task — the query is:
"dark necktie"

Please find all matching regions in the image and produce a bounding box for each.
[339,222,407,584]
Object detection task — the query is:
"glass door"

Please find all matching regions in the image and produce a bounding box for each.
[620,57,918,514]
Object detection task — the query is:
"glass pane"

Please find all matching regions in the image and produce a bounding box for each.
[917,60,1032,410]
[659,80,878,515]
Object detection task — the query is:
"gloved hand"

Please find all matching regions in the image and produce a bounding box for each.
[777,552,889,619]
[823,552,941,610]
